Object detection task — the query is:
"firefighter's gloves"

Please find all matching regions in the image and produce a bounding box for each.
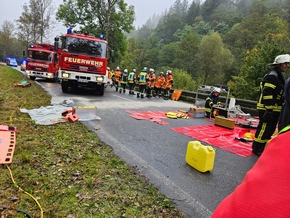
[262,110,273,122]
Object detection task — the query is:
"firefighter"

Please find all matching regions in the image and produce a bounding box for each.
[119,69,128,93]
[128,69,137,95]
[147,68,156,98]
[107,67,113,87]
[204,87,222,118]
[278,76,290,131]
[137,67,149,99]
[163,70,173,100]
[212,125,290,218]
[113,66,122,92]
[155,72,166,97]
[252,54,290,156]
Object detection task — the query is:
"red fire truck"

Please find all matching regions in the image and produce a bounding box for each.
[26,44,59,81]
[54,30,112,96]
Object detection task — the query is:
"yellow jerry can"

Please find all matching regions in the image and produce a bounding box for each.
[185,141,215,173]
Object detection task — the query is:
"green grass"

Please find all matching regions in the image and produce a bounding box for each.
[0,65,186,218]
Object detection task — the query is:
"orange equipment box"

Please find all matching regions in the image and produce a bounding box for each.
[0,126,17,164]
[185,141,215,172]
[171,90,182,101]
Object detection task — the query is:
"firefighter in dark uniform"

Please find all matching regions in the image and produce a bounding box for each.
[278,77,290,131]
[252,54,290,156]
[204,87,222,118]
[119,69,128,93]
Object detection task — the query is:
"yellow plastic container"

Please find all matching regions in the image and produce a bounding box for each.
[185,141,215,172]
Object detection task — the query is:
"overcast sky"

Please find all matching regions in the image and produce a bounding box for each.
[0,0,178,35]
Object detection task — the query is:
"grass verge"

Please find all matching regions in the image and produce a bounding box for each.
[0,65,186,218]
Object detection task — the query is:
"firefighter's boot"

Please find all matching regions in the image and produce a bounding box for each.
[137,93,140,98]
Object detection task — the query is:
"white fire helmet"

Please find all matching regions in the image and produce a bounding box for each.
[212,87,221,93]
[116,66,120,70]
[124,69,128,73]
[271,54,290,65]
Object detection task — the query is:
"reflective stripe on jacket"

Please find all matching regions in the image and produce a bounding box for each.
[257,70,285,112]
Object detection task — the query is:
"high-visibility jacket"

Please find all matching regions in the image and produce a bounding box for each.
[155,75,165,88]
[256,70,285,112]
[212,125,290,218]
[108,71,113,79]
[113,70,122,82]
[120,72,128,84]
[149,73,156,88]
[128,72,136,84]
[138,71,149,85]
[165,74,173,89]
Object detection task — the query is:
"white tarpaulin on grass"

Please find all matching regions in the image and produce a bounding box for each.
[20,99,101,125]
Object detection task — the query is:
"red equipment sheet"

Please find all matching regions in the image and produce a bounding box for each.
[126,110,170,125]
[172,125,255,157]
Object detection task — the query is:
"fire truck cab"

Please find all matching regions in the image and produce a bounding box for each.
[55,30,111,96]
[26,44,59,81]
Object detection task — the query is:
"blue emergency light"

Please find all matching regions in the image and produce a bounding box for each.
[67,28,72,34]
[100,34,105,39]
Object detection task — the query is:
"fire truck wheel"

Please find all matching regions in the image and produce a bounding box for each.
[62,83,69,93]
[98,84,105,96]
[29,76,36,81]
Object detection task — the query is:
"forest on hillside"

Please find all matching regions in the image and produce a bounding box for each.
[1,0,290,100]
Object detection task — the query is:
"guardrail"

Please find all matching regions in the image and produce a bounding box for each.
[176,90,258,116]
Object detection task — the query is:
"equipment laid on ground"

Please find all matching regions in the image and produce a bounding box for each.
[186,141,215,172]
[214,116,235,129]
[188,106,205,118]
[13,80,31,88]
[62,109,79,122]
[165,111,189,119]
[0,126,16,164]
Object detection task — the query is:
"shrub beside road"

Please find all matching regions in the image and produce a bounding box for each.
[0,65,185,217]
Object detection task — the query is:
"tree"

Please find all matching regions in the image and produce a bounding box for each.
[211,3,243,29]
[185,0,201,25]
[56,0,135,61]
[171,68,197,91]
[225,12,289,74]
[229,34,290,100]
[196,32,234,85]
[0,21,15,60]
[174,31,201,75]
[17,0,54,44]
[154,0,188,45]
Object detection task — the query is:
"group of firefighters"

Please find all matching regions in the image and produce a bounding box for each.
[107,66,174,100]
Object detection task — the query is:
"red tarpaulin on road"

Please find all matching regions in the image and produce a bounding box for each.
[127,110,174,125]
[172,125,255,157]
[126,110,256,157]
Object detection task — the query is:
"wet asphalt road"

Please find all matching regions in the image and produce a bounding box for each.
[32,78,258,218]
